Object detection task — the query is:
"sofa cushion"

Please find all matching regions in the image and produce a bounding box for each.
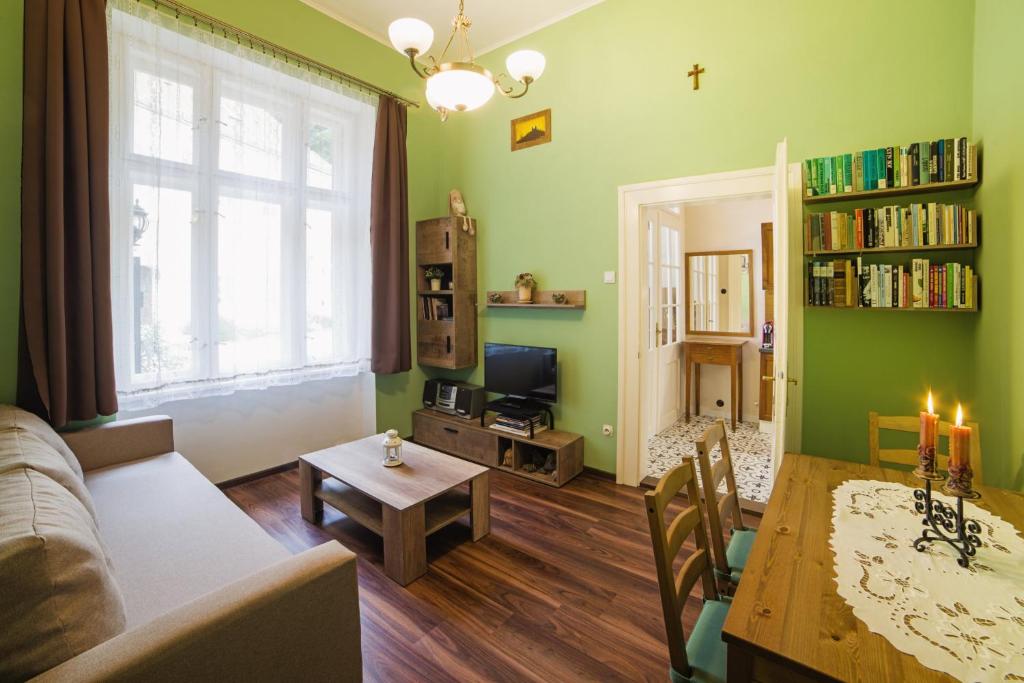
[0,405,84,479]
[0,468,128,681]
[85,451,291,627]
[0,428,98,521]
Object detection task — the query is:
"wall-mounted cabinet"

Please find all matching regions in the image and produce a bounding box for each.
[416,217,477,369]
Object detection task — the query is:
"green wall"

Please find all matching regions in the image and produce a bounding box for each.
[386,0,977,473]
[0,0,445,411]
[972,0,1024,490]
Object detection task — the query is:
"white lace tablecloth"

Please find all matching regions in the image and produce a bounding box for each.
[831,480,1024,682]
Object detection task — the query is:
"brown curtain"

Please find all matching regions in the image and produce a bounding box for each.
[18,0,118,427]
[369,96,411,374]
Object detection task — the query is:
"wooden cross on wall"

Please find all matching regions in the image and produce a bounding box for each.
[687,63,705,90]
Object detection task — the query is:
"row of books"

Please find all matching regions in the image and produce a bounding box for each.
[805,203,976,252]
[807,258,976,310]
[804,137,975,197]
[420,295,452,321]
[488,412,548,437]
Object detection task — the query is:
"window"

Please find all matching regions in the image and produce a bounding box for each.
[109,4,375,409]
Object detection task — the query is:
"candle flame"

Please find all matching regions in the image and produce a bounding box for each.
[956,403,963,427]
[927,391,934,415]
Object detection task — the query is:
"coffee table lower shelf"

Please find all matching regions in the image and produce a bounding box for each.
[316,479,472,537]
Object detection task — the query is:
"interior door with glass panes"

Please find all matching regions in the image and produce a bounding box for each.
[641,206,685,439]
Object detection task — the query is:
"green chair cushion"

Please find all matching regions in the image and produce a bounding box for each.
[668,598,730,683]
[724,529,757,584]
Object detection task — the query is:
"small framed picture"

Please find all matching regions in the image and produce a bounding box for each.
[510,108,551,152]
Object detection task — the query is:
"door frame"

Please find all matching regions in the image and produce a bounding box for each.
[616,165,804,486]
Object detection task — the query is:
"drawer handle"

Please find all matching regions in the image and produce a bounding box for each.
[445,231,450,250]
[446,336,452,354]
[443,427,459,434]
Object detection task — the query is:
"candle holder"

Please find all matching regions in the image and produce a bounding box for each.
[912,471,982,568]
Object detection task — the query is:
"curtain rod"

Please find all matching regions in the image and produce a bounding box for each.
[130,0,420,108]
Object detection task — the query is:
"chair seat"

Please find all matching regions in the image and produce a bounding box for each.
[669,599,730,683]
[723,529,757,584]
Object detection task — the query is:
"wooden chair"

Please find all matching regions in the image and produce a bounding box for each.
[868,412,983,483]
[694,419,756,587]
[644,458,730,683]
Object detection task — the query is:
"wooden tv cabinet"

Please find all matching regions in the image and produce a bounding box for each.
[412,409,583,488]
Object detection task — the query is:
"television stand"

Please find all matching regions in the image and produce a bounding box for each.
[481,398,554,436]
[413,409,583,487]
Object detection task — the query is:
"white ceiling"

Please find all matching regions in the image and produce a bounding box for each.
[299,0,605,57]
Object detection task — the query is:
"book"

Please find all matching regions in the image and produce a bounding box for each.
[805,203,975,252]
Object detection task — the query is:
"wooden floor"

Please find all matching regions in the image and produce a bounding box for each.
[224,468,750,682]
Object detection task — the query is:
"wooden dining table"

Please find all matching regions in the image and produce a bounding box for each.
[721,453,1024,682]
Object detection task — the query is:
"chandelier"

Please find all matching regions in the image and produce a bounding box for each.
[388,1,545,120]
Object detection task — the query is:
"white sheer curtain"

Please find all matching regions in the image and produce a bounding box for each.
[108,0,375,410]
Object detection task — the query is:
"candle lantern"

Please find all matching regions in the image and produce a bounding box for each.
[382,429,403,467]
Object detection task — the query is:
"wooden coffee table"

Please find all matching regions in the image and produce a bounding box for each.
[298,435,490,585]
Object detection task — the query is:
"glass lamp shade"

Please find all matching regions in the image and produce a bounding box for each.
[425,65,495,112]
[505,49,545,82]
[388,18,434,55]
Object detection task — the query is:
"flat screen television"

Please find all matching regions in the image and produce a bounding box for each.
[484,343,557,404]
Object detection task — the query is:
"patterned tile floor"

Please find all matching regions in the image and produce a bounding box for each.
[646,415,774,504]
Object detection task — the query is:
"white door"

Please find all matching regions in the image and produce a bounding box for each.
[771,140,790,475]
[642,206,685,439]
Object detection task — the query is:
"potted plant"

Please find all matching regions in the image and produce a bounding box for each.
[424,266,445,291]
[515,272,537,303]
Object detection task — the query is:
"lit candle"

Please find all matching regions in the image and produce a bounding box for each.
[947,404,973,494]
[918,391,939,475]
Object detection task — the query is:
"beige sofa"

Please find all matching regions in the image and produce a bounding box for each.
[0,406,361,682]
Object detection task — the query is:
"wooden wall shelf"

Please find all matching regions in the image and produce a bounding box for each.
[807,306,978,313]
[803,176,978,205]
[486,290,586,309]
[804,242,977,257]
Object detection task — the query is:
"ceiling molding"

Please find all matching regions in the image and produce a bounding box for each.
[298,0,386,47]
[472,0,605,56]
[298,0,605,58]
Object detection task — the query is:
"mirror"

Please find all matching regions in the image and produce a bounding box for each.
[686,250,754,336]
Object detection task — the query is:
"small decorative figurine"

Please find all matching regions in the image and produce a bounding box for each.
[382,429,403,467]
[488,292,503,304]
[449,189,474,234]
[552,292,567,305]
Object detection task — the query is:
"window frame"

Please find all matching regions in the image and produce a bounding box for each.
[110,25,368,399]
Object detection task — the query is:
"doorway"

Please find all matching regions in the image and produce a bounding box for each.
[616,149,804,500]
[642,196,773,504]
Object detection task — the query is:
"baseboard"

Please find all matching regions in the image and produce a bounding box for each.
[217,461,297,489]
[582,465,616,481]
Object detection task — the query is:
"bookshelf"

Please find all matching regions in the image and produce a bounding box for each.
[803,176,977,205]
[802,137,980,313]
[415,217,477,369]
[804,242,977,257]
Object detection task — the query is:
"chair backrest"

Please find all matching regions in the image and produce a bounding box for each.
[644,458,720,678]
[694,418,747,579]
[867,412,983,483]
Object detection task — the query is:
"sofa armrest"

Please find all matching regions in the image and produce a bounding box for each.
[62,416,175,472]
[34,542,361,683]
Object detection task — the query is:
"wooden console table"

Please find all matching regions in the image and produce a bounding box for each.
[683,339,747,430]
